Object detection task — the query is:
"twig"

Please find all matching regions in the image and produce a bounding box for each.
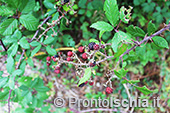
[30,16,51,41]
[16,49,25,69]
[0,39,7,51]
[8,90,12,113]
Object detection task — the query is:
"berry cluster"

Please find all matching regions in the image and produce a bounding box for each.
[78,81,94,87]
[45,41,113,94]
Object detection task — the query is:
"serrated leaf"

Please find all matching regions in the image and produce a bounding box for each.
[63,35,75,47]
[114,44,128,58]
[35,86,50,92]
[152,36,169,49]
[6,56,15,74]
[19,37,30,49]
[112,30,132,52]
[0,5,14,16]
[43,36,55,45]
[27,58,34,67]
[46,46,56,55]
[19,0,35,13]
[6,0,21,9]
[134,86,153,95]
[31,44,42,57]
[43,1,55,9]
[19,85,29,91]
[7,43,18,56]
[0,18,18,36]
[114,68,128,79]
[12,69,23,77]
[0,77,8,88]
[30,78,38,88]
[19,14,39,31]
[30,41,40,47]
[147,21,156,35]
[90,21,113,31]
[78,68,91,86]
[104,0,119,26]
[52,12,59,21]
[12,29,22,40]
[120,6,133,24]
[126,25,145,37]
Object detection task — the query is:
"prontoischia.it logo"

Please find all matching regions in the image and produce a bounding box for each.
[54,97,160,109]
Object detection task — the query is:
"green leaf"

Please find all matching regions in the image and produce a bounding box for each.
[9,76,15,89]
[6,56,15,74]
[12,29,22,40]
[27,58,34,67]
[0,18,18,36]
[31,44,42,57]
[120,6,133,24]
[19,0,35,13]
[104,0,119,26]
[43,1,55,9]
[63,35,75,47]
[90,21,113,32]
[114,44,128,58]
[52,12,59,21]
[152,36,169,49]
[111,30,132,52]
[46,46,56,55]
[147,21,156,35]
[19,14,39,31]
[78,68,91,86]
[12,69,23,77]
[114,68,128,79]
[19,37,30,49]
[30,78,38,88]
[0,5,14,16]
[89,39,99,44]
[0,77,8,88]
[43,36,55,45]
[7,43,18,56]
[134,86,153,95]
[19,85,29,91]
[35,86,50,92]
[30,41,40,47]
[126,25,145,37]
[6,0,21,9]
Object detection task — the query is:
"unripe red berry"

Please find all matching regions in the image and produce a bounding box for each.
[82,53,87,59]
[85,81,88,84]
[46,62,51,66]
[90,61,96,67]
[89,82,94,86]
[55,66,60,70]
[93,44,99,50]
[46,56,51,61]
[106,87,113,94]
[67,51,73,57]
[67,57,72,61]
[53,58,57,62]
[51,56,54,59]
[54,69,60,74]
[78,46,84,53]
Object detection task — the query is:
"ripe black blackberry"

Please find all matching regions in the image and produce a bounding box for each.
[54,55,59,58]
[78,83,86,87]
[64,0,69,3]
[88,42,96,50]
